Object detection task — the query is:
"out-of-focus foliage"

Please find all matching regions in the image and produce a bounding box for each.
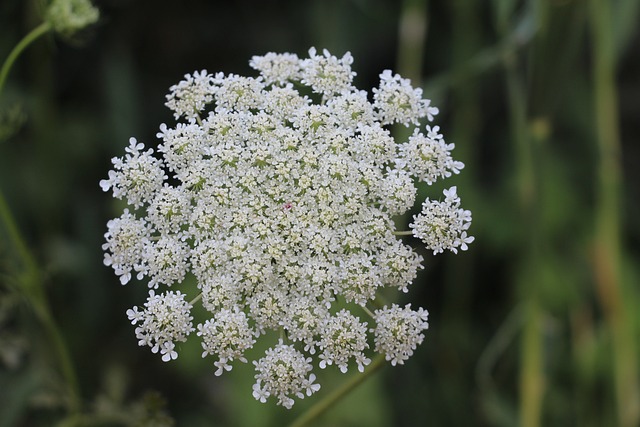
[1,0,639,426]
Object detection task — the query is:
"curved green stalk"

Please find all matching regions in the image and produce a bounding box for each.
[288,354,387,427]
[37,299,82,416]
[0,22,52,97]
[589,0,640,425]
[1,20,81,415]
[1,188,81,416]
[0,186,37,277]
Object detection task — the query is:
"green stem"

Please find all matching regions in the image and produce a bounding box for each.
[189,292,203,305]
[288,354,387,427]
[393,230,413,236]
[0,186,37,276]
[589,0,640,425]
[38,302,82,416]
[520,298,543,427]
[1,17,80,412]
[397,0,427,85]
[372,293,390,310]
[361,305,375,319]
[476,304,523,390]
[1,189,82,415]
[500,8,544,425]
[0,17,81,420]
[0,21,52,97]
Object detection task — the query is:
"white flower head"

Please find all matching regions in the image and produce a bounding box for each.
[372,70,438,126]
[156,122,207,174]
[279,296,329,353]
[262,84,310,121]
[102,209,151,285]
[301,47,356,97]
[197,307,257,376]
[252,341,320,409]
[373,168,417,215]
[372,304,429,366]
[326,90,376,129]
[126,290,194,362]
[377,240,424,293]
[213,73,265,112]
[165,70,214,120]
[396,126,465,184]
[103,48,472,409]
[140,235,190,288]
[249,52,302,85]
[46,0,99,37]
[317,310,371,373]
[99,138,167,209]
[411,186,475,254]
[146,184,192,234]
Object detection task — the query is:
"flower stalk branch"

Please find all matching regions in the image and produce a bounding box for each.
[0,22,51,97]
[288,354,387,427]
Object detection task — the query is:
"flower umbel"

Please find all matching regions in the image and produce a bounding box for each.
[411,186,474,255]
[102,48,473,408]
[46,0,99,38]
[372,304,429,366]
[197,307,257,376]
[253,341,320,409]
[126,290,194,362]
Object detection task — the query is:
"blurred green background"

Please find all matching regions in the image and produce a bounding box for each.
[1,0,640,426]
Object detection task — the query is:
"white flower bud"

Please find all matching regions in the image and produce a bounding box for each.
[46,0,99,37]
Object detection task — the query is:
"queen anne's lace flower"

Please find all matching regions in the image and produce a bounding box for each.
[102,209,151,285]
[99,138,167,209]
[374,169,417,215]
[102,48,473,409]
[301,47,356,97]
[252,341,321,409]
[411,186,474,255]
[372,304,429,366]
[141,235,190,289]
[197,307,257,376]
[46,0,99,37]
[156,122,207,174]
[165,70,214,120]
[249,52,302,85]
[279,296,328,353]
[146,185,191,233]
[396,126,465,184]
[372,70,439,126]
[213,74,265,112]
[317,310,371,373]
[126,290,194,362]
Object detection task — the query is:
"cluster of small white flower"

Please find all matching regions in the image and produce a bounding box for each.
[411,186,474,255]
[372,303,430,366]
[252,340,321,409]
[46,0,99,38]
[101,48,473,408]
[125,290,194,362]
